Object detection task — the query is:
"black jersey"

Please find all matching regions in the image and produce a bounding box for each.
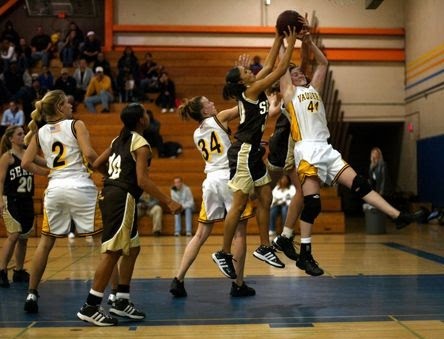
[3,153,34,197]
[268,113,291,168]
[103,132,150,200]
[234,91,269,146]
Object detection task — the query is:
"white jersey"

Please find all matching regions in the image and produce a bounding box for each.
[193,116,231,174]
[286,85,330,142]
[38,119,92,185]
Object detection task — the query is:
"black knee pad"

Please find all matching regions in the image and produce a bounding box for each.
[300,194,321,224]
[351,175,372,198]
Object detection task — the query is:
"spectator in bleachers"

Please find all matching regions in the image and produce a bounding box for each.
[249,55,263,75]
[37,66,54,92]
[0,21,20,47]
[0,79,10,105]
[15,37,33,72]
[1,38,16,71]
[155,71,176,113]
[117,46,140,102]
[30,25,52,68]
[137,192,163,237]
[142,109,165,157]
[12,78,45,123]
[73,58,93,102]
[171,176,195,236]
[1,100,24,127]
[59,29,82,67]
[84,66,113,113]
[80,31,101,64]
[93,52,112,78]
[64,21,84,47]
[54,68,76,98]
[139,52,160,94]
[0,61,23,96]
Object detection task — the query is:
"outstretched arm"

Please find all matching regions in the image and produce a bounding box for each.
[255,32,284,80]
[304,33,328,92]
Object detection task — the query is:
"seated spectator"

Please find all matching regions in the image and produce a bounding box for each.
[80,31,101,64]
[59,29,82,67]
[12,78,45,122]
[0,61,23,96]
[142,109,165,157]
[15,37,32,72]
[93,52,112,78]
[250,55,263,75]
[117,46,140,102]
[30,25,52,67]
[137,192,163,236]
[268,174,296,237]
[139,52,160,94]
[171,177,195,236]
[155,71,176,113]
[73,58,94,102]
[54,68,77,110]
[84,66,113,113]
[1,100,24,127]
[37,66,54,92]
[0,38,16,71]
[0,21,20,47]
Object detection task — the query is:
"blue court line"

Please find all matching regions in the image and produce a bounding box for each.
[2,274,444,328]
[384,242,444,265]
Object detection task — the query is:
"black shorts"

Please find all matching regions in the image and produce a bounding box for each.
[99,185,138,253]
[4,196,34,235]
[268,121,291,168]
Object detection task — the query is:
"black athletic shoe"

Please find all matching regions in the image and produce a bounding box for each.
[0,269,9,288]
[212,251,237,279]
[296,253,324,276]
[170,277,187,298]
[24,293,39,313]
[13,269,30,283]
[109,298,145,320]
[394,210,426,230]
[230,282,256,297]
[253,245,285,268]
[77,303,118,326]
[272,235,299,261]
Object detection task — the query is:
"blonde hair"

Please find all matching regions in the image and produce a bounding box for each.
[0,125,23,154]
[24,90,66,145]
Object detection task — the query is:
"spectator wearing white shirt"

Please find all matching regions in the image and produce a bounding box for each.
[1,101,24,127]
[269,174,296,237]
[170,176,195,236]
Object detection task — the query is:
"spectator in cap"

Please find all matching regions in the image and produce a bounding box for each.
[84,66,113,113]
[80,31,101,63]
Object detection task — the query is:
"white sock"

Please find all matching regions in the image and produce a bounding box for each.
[116,292,130,300]
[282,227,294,238]
[89,289,104,298]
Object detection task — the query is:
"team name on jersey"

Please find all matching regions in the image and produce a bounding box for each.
[297,91,321,103]
[259,100,269,115]
[9,166,31,180]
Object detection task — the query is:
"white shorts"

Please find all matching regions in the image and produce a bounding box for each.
[294,140,349,185]
[42,180,101,237]
[198,169,254,223]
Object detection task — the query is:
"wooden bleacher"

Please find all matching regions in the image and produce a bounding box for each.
[0,50,345,237]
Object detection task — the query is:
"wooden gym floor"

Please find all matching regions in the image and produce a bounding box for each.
[1,217,444,338]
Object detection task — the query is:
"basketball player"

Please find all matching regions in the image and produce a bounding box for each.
[279,15,424,276]
[170,96,255,297]
[21,90,101,313]
[77,103,181,326]
[211,27,298,279]
[0,126,47,288]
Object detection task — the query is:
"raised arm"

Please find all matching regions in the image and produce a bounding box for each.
[255,32,284,80]
[304,32,328,92]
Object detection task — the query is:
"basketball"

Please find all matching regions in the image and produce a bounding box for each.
[276,10,303,35]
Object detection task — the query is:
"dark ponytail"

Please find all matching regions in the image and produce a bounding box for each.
[222,67,245,100]
[119,103,144,142]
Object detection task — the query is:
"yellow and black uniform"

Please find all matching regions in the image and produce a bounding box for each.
[100,131,150,255]
[227,92,271,194]
[2,153,34,236]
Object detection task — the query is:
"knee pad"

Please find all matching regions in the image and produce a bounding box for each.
[351,175,372,198]
[300,194,321,224]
